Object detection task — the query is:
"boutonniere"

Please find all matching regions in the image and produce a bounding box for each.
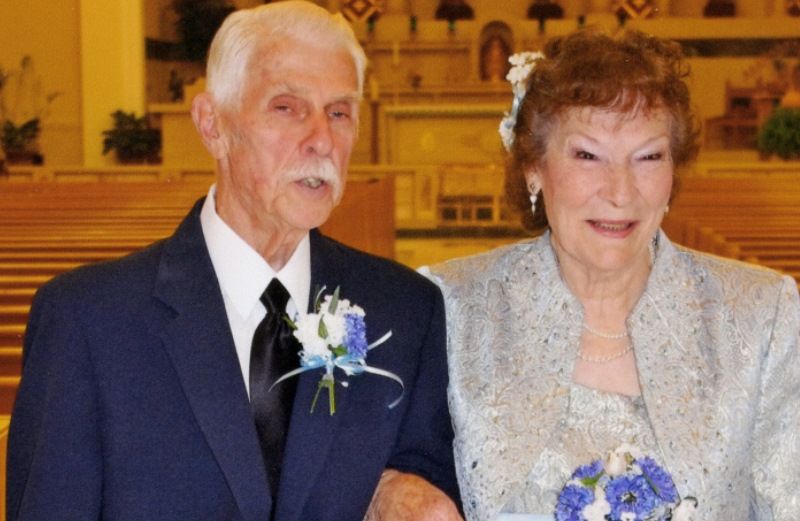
[270,286,402,415]
[555,444,697,521]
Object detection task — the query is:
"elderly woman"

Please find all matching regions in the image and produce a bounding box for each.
[424,29,800,521]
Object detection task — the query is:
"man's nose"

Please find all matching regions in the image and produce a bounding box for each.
[302,112,334,157]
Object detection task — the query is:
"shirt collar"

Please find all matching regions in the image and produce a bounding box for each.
[200,184,311,319]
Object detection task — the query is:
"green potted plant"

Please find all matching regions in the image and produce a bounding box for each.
[102,110,161,164]
[757,107,800,160]
[1,118,42,163]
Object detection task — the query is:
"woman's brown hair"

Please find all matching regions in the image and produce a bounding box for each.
[505,28,700,231]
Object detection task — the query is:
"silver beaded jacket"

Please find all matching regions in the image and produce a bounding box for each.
[424,231,800,521]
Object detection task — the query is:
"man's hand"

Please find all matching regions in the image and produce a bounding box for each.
[364,469,464,521]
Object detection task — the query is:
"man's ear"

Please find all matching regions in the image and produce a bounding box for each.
[191,93,228,160]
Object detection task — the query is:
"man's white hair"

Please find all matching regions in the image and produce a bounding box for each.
[205,1,367,109]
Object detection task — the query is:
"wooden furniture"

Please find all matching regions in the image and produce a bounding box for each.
[705,81,783,149]
[0,177,396,415]
[663,173,800,282]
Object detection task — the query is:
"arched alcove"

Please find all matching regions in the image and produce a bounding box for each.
[479,21,514,82]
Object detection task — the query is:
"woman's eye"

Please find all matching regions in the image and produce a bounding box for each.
[575,150,597,160]
[640,152,664,161]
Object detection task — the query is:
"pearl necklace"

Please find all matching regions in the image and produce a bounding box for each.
[582,323,628,340]
[577,343,634,364]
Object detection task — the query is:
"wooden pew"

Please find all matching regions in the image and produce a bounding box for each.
[664,173,800,280]
[0,176,395,417]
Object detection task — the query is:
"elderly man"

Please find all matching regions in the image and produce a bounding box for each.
[6,3,461,520]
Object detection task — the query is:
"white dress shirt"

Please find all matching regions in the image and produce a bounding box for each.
[200,185,311,396]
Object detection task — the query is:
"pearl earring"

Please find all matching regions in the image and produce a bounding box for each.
[529,188,539,215]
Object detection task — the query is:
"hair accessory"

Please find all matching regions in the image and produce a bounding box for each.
[499,51,544,152]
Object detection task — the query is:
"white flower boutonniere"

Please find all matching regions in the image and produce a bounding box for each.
[271,286,401,415]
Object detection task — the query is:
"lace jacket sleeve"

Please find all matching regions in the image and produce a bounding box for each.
[750,274,800,520]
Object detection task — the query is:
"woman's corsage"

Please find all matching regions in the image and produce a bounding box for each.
[271,286,401,415]
[555,445,697,521]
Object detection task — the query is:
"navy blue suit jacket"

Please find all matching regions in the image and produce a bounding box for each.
[7,199,459,520]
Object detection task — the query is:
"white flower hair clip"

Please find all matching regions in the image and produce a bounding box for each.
[499,51,544,152]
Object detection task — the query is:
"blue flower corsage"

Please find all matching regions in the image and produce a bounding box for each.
[555,445,698,521]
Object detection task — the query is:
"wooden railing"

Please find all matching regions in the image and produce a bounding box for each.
[0,177,394,416]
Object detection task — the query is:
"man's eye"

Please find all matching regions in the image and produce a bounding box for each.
[270,97,299,114]
[575,150,597,160]
[329,104,352,120]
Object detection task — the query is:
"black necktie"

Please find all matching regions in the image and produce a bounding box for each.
[249,279,300,504]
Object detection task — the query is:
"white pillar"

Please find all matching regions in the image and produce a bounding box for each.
[80,0,146,166]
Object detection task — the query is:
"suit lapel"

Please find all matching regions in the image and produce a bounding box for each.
[275,231,349,521]
[152,201,271,521]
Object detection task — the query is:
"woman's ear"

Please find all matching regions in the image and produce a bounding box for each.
[524,168,542,195]
[190,93,228,160]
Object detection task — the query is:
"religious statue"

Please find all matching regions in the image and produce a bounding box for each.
[481,35,511,82]
[0,56,58,164]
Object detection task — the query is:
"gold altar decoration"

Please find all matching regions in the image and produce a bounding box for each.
[613,0,656,18]
[341,0,384,22]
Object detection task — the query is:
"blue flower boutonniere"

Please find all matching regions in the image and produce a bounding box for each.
[555,445,697,521]
[270,286,401,415]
